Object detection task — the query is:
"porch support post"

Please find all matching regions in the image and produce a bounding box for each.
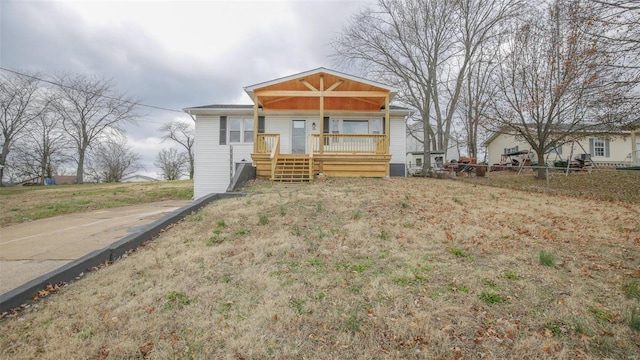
[385,94,390,152]
[319,75,325,155]
[632,129,638,165]
[385,94,390,176]
[253,98,259,153]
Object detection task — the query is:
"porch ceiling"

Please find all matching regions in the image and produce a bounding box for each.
[246,69,392,112]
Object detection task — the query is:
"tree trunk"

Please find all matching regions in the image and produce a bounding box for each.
[536,148,546,180]
[189,155,194,180]
[77,148,85,184]
[422,115,432,176]
[0,138,10,186]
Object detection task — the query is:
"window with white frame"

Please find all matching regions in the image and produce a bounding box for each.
[343,120,369,134]
[331,119,340,134]
[229,118,254,143]
[593,138,605,157]
[328,118,383,134]
[371,119,382,134]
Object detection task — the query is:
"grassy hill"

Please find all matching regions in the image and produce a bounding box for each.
[1,177,638,359]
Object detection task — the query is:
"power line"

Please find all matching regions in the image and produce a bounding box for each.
[0,66,186,114]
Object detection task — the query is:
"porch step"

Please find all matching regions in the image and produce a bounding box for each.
[273,155,312,182]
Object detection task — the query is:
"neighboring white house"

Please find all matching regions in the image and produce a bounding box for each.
[483,125,640,169]
[405,122,461,172]
[121,175,159,183]
[184,68,414,199]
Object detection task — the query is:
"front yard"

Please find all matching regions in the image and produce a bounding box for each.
[1,176,638,359]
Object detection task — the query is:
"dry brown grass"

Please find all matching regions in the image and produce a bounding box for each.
[459,170,640,202]
[0,180,193,227]
[1,177,639,359]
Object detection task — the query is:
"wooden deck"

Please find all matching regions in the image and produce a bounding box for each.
[253,133,391,182]
[252,153,391,180]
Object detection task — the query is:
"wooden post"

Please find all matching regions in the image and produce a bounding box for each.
[632,129,638,166]
[385,95,390,152]
[385,94,390,176]
[319,75,324,155]
[253,98,259,153]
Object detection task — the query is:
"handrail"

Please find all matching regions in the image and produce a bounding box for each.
[256,133,280,154]
[311,134,387,154]
[269,135,280,180]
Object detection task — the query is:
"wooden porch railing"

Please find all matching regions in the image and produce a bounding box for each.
[256,133,280,154]
[311,134,387,154]
[269,135,280,180]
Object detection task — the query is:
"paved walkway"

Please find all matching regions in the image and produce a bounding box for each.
[0,200,191,295]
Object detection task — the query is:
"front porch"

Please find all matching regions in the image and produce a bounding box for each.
[252,133,392,181]
[246,68,395,182]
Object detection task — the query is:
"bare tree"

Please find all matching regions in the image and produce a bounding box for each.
[332,0,522,173]
[86,135,142,183]
[487,0,634,179]
[53,74,138,183]
[586,0,640,57]
[154,148,187,181]
[457,45,501,159]
[0,71,47,185]
[159,120,194,179]
[13,103,70,184]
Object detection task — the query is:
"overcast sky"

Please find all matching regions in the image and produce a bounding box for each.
[1,0,371,177]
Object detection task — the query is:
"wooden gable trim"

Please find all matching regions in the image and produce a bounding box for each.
[255,90,388,98]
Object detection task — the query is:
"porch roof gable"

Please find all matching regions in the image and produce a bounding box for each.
[244,67,397,112]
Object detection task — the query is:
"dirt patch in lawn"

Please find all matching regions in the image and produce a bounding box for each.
[1,177,639,359]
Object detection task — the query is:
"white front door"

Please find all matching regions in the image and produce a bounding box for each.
[292,120,306,154]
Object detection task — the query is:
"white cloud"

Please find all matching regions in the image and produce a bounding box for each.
[2,0,372,176]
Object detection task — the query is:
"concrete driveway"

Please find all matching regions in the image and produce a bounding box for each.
[0,200,191,295]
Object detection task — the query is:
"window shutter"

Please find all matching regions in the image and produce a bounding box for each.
[219,116,227,145]
[605,139,610,157]
[258,116,265,133]
[323,116,330,133]
[589,138,594,156]
[382,117,385,135]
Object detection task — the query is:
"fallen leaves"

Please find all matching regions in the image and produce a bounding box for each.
[32,283,62,302]
[138,342,154,359]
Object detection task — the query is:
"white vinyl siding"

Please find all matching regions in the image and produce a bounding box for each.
[194,116,231,199]
[266,117,291,154]
[389,116,406,163]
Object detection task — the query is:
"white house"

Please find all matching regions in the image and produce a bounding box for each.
[184,68,414,199]
[483,124,640,169]
[405,122,461,172]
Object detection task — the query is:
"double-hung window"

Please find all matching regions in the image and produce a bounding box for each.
[593,139,605,157]
[589,138,610,158]
[229,118,254,144]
